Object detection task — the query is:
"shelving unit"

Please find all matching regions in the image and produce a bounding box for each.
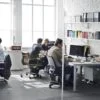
[64,21,100,56]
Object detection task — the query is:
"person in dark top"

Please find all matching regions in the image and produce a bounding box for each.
[31,38,43,58]
[42,39,49,51]
[29,38,48,76]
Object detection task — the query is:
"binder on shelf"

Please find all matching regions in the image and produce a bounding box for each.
[75,15,82,22]
[82,32,86,38]
[84,32,88,39]
[67,30,72,37]
[67,30,75,37]
[74,31,77,38]
[72,31,76,38]
[67,30,70,37]
[82,13,87,22]
[95,31,100,39]
[77,31,82,38]
[88,32,95,39]
[70,30,73,37]
[87,12,94,22]
[93,12,100,22]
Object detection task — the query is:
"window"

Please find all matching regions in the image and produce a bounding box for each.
[44,0,55,5]
[33,6,43,31]
[0,0,10,3]
[22,0,32,4]
[44,6,55,32]
[22,5,32,47]
[22,5,32,31]
[33,0,43,5]
[0,2,11,47]
[22,0,56,47]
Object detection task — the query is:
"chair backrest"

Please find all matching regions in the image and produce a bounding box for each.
[4,54,12,69]
[47,56,56,69]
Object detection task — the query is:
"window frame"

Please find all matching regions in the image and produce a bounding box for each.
[22,0,56,47]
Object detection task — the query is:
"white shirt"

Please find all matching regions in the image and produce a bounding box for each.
[0,44,5,62]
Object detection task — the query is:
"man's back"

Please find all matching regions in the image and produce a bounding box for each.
[30,44,42,59]
[48,46,62,67]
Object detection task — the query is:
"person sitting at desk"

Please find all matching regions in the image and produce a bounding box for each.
[48,38,73,85]
[30,38,43,63]
[32,38,43,54]
[0,38,12,80]
[30,38,48,76]
[42,39,49,51]
[0,38,5,62]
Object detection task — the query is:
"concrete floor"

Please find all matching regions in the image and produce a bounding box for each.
[0,69,100,100]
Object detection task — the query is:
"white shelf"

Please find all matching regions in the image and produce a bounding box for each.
[88,39,100,41]
[65,22,100,24]
[65,37,100,41]
[65,37,87,40]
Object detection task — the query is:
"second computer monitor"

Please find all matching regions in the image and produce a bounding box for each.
[70,45,85,57]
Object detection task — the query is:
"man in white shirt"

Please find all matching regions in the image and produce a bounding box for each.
[0,38,5,62]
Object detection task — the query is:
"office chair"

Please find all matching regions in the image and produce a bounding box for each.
[21,52,29,65]
[21,51,46,79]
[47,56,62,88]
[28,57,44,78]
[0,54,12,81]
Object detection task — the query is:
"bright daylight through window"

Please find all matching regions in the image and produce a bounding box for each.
[22,0,56,47]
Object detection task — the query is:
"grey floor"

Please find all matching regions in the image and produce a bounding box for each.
[0,69,100,100]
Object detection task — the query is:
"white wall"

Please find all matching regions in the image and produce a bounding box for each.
[64,0,100,16]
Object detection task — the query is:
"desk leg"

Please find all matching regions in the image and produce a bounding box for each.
[73,65,77,91]
[80,66,83,78]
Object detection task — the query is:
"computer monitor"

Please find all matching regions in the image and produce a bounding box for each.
[48,41,55,49]
[69,45,85,57]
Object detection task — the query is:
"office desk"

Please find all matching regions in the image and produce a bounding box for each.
[69,61,100,91]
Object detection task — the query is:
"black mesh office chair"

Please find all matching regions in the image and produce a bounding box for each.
[29,57,44,78]
[21,48,46,78]
[47,56,62,88]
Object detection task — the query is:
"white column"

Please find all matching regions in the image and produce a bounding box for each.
[13,0,22,46]
[56,0,64,38]
[10,0,23,70]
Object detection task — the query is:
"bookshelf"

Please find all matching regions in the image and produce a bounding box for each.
[64,22,100,56]
[64,22,100,41]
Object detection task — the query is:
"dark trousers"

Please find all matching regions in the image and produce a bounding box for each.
[55,65,73,84]
[0,63,5,77]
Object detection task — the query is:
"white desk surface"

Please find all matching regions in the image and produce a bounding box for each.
[69,61,100,91]
[69,61,100,66]
[0,61,4,64]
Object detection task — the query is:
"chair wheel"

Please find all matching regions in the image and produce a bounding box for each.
[20,74,23,77]
[49,84,52,88]
[29,74,34,79]
[26,72,28,75]
[49,83,53,88]
[29,77,33,79]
